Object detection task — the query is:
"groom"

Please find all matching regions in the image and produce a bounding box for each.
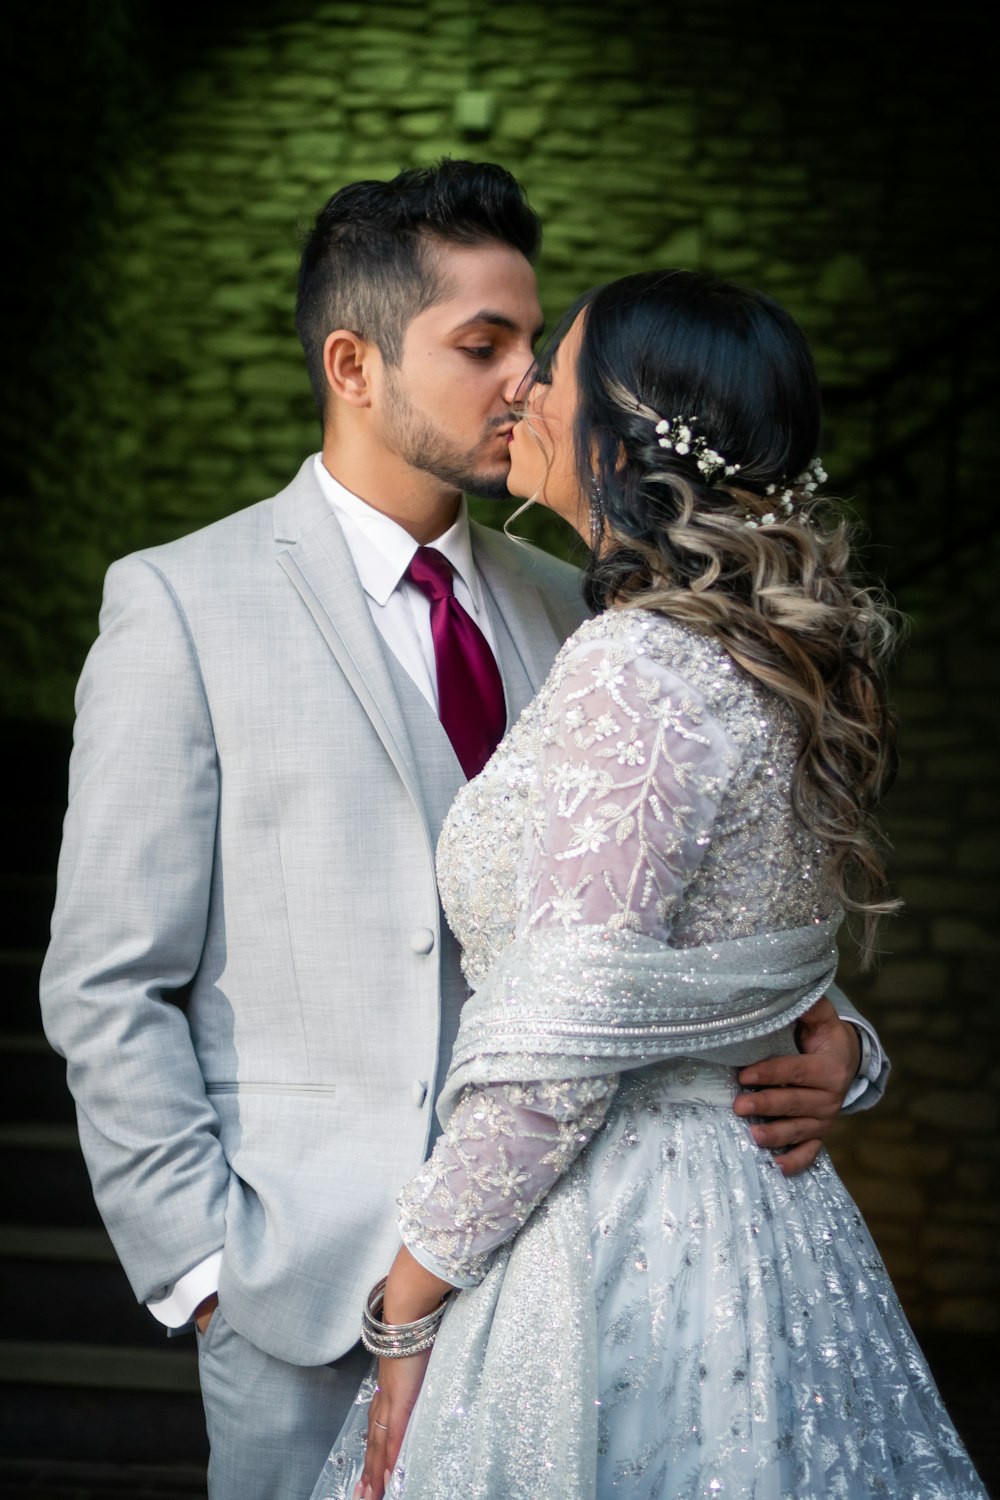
[40,160,886,1500]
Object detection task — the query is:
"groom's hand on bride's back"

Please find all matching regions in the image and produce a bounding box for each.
[732,997,862,1177]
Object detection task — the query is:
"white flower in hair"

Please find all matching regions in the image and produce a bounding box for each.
[744,455,826,527]
[650,413,740,484]
[796,458,827,495]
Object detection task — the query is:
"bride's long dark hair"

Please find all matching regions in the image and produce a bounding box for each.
[528,269,899,965]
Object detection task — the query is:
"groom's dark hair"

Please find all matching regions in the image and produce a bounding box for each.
[295,159,542,418]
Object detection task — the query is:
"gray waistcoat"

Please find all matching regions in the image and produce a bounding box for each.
[379,601,535,1134]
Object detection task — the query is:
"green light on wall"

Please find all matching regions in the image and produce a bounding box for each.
[453,90,496,137]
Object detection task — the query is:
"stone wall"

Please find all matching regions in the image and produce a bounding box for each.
[3,0,996,1329]
[828,537,1000,1329]
[4,0,995,716]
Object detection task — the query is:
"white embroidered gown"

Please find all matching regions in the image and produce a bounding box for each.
[312,608,985,1500]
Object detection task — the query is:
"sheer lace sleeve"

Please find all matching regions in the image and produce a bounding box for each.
[398,627,740,1286]
[522,628,738,939]
[397,1075,617,1286]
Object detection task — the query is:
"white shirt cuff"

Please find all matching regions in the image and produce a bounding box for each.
[843,1020,883,1108]
[147,1250,223,1328]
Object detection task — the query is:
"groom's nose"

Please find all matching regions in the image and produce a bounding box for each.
[500,354,534,409]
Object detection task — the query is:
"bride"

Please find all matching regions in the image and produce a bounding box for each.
[312,269,986,1499]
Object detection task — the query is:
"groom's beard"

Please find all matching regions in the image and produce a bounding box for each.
[382,377,513,500]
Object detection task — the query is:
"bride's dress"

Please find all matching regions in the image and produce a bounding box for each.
[312,608,985,1499]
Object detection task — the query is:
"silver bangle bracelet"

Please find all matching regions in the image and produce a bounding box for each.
[360,1276,451,1359]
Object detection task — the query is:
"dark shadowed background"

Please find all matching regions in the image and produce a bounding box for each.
[1,0,997,1493]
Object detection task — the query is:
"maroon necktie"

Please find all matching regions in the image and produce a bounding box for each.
[406,546,506,779]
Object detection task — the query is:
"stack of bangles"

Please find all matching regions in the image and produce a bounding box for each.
[360,1276,451,1358]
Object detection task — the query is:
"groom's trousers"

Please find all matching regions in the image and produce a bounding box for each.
[196,1309,370,1500]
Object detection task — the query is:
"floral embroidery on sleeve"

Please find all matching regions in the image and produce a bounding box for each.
[397,1076,616,1286]
[524,636,737,937]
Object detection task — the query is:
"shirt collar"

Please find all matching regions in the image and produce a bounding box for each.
[313,454,482,609]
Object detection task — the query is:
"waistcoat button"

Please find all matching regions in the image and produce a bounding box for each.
[410,928,435,954]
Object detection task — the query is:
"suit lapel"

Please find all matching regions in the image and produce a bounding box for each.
[471,522,567,695]
[273,461,428,830]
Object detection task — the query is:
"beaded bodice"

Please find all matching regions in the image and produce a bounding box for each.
[437,607,835,991]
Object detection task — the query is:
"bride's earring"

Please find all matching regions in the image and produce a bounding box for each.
[589,476,605,549]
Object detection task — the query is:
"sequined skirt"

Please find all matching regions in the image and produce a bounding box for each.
[311,1059,986,1499]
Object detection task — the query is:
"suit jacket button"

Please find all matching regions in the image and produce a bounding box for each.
[410,928,435,954]
[411,1081,428,1107]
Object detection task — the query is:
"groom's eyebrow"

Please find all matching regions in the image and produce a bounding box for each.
[450,310,547,343]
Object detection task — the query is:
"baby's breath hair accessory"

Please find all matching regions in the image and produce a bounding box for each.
[745,457,828,529]
[654,415,741,485]
[621,386,827,529]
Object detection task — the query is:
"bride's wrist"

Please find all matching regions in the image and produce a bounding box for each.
[382,1276,448,1326]
[383,1247,452,1324]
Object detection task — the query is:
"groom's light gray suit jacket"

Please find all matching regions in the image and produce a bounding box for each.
[40,458,589,1367]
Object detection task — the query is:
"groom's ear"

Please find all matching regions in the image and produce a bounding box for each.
[323,329,380,411]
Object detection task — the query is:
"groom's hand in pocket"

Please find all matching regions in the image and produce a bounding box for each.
[194,1292,219,1334]
[732,997,861,1177]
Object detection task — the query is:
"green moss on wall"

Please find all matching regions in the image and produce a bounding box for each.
[3,0,995,719]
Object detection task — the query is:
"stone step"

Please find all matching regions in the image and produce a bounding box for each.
[0,1457,207,1498]
[0,1033,76,1124]
[0,951,46,1032]
[0,1341,200,1393]
[0,1224,116,1263]
[0,801,65,876]
[0,1352,207,1467]
[0,1228,182,1350]
[0,874,55,953]
[0,1125,104,1228]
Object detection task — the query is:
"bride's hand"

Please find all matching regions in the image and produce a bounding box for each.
[356,1246,453,1497]
[356,1350,431,1500]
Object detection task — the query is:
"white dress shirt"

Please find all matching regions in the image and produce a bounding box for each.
[312,454,498,708]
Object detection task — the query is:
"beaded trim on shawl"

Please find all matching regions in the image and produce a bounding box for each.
[438,916,840,1126]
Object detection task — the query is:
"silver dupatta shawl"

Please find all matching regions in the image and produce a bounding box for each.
[395,917,840,1499]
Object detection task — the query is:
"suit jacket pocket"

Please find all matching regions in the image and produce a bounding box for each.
[205,1081,338,1096]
